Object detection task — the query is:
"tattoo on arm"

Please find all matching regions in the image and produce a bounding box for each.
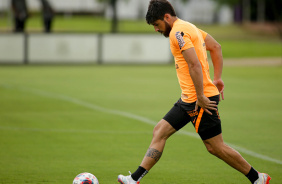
[145,148,162,162]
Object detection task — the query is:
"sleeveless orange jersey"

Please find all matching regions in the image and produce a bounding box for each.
[169,19,219,103]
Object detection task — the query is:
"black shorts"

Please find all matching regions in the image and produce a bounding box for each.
[163,95,222,140]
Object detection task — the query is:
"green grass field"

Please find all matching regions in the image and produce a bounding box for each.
[0,65,281,183]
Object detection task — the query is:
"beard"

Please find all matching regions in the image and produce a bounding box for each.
[159,21,171,38]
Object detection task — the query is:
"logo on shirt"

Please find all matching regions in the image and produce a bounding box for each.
[175,31,185,50]
[175,64,179,69]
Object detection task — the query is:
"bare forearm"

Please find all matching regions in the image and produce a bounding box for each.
[182,48,205,99]
[210,47,223,80]
[205,34,225,99]
[189,62,204,98]
[205,34,223,80]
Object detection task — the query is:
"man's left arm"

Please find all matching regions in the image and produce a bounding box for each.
[205,34,224,100]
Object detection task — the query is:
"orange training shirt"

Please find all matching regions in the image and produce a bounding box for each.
[169,19,219,103]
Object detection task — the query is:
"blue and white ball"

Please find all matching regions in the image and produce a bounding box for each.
[73,172,99,184]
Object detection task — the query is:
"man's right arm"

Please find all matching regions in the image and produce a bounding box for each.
[205,34,225,100]
[182,47,217,115]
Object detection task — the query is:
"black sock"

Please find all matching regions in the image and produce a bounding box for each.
[131,166,148,181]
[246,167,259,184]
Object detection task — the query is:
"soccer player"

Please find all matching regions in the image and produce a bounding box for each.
[117,0,271,184]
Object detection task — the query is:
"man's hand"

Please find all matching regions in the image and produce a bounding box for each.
[213,79,224,101]
[195,95,217,115]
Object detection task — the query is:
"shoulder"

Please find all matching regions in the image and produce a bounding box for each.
[170,19,198,38]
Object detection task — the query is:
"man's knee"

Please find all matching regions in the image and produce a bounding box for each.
[206,144,218,155]
[152,122,167,140]
[203,134,225,155]
[152,119,175,141]
[205,142,227,157]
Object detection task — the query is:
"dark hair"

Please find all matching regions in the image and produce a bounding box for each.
[146,0,176,25]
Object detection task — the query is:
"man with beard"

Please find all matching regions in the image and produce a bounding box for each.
[117,0,271,184]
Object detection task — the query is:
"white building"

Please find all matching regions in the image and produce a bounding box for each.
[0,0,232,24]
[0,0,105,12]
[105,0,232,24]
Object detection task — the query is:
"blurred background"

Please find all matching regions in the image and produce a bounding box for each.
[0,0,281,64]
[0,1,282,183]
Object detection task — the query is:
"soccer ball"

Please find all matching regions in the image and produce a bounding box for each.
[73,172,99,184]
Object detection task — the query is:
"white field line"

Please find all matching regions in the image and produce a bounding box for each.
[1,84,282,165]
